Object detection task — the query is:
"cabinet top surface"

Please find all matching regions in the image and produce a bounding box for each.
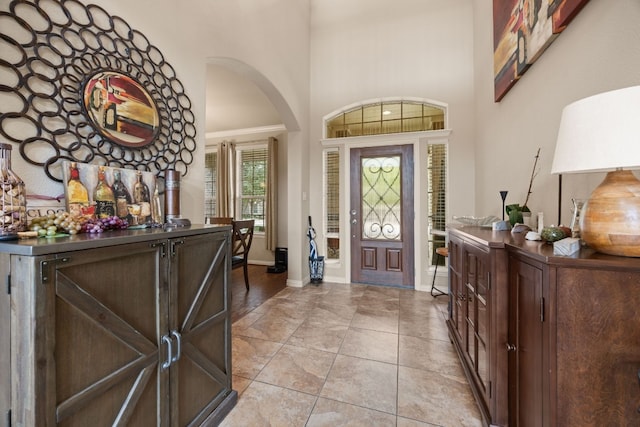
[449,225,640,269]
[0,224,230,256]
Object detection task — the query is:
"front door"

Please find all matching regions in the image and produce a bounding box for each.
[350,145,414,287]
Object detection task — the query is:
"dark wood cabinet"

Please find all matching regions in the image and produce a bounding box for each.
[447,229,509,427]
[449,226,640,427]
[2,226,236,426]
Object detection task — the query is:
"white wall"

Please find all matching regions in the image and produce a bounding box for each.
[473,0,640,225]
[309,0,476,284]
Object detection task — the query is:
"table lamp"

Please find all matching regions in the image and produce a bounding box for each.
[551,85,640,257]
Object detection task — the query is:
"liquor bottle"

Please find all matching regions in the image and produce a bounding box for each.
[111,169,132,220]
[133,171,151,223]
[94,166,116,218]
[67,162,90,217]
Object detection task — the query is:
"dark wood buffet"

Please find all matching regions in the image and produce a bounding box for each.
[0,225,236,426]
[447,226,640,427]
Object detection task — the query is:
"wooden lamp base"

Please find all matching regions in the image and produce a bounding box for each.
[581,169,640,257]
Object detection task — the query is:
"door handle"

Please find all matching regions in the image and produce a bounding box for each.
[161,335,173,370]
[171,330,182,363]
[506,343,517,352]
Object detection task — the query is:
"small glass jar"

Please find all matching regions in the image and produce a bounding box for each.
[0,143,27,239]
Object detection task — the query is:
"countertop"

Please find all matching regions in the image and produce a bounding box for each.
[449,225,640,270]
[0,224,231,256]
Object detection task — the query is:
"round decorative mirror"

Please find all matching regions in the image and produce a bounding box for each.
[83,72,160,148]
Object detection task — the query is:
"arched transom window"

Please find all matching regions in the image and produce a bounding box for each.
[325,100,445,138]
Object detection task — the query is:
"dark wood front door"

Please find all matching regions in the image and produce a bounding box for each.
[350,145,414,287]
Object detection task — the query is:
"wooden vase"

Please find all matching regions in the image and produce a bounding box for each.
[581,169,640,257]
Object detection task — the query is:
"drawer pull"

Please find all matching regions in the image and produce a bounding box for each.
[161,335,173,370]
[171,330,182,363]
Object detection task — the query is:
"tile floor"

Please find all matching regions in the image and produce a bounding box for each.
[221,282,483,427]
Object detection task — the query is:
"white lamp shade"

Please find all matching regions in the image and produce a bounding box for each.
[551,85,640,174]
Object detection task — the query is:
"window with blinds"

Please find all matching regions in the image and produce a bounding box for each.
[204,150,217,218]
[428,144,447,266]
[237,145,267,232]
[324,149,340,259]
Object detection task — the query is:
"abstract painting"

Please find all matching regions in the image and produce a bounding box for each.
[493,0,591,102]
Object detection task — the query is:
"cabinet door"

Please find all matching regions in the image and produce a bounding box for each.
[0,254,10,424]
[168,232,231,425]
[464,244,490,402]
[39,241,166,427]
[448,234,464,342]
[508,256,544,427]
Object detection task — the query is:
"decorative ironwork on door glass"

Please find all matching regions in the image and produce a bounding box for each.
[361,155,401,240]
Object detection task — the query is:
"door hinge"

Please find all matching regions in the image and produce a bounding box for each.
[40,260,50,282]
[487,271,491,290]
[540,296,545,322]
[170,239,185,257]
[6,275,10,294]
[150,242,166,258]
[489,380,492,398]
[40,258,70,283]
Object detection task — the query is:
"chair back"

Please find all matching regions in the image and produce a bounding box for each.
[208,217,233,225]
[232,220,255,259]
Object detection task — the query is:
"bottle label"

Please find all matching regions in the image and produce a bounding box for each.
[96,200,115,218]
[116,197,129,218]
[166,180,180,190]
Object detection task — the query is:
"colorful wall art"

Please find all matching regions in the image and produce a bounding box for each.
[493,0,590,101]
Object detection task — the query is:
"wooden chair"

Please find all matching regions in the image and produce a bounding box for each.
[208,217,233,225]
[231,220,254,291]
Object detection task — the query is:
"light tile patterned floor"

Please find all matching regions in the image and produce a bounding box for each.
[221,282,482,427]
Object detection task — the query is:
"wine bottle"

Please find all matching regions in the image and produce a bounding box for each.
[112,169,132,220]
[67,162,90,217]
[94,166,116,218]
[133,171,151,223]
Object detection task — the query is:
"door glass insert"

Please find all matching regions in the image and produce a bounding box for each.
[361,155,401,240]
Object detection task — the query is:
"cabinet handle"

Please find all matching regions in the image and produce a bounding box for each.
[506,343,517,352]
[161,335,173,370]
[171,330,182,363]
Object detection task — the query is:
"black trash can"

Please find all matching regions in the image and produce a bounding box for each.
[309,256,324,284]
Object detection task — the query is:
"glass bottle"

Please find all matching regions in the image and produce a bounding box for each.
[0,143,26,238]
[94,166,116,218]
[133,171,151,223]
[67,162,90,217]
[151,186,163,225]
[112,170,132,220]
[570,198,585,239]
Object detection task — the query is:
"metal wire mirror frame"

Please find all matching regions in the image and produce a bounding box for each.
[0,0,197,182]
